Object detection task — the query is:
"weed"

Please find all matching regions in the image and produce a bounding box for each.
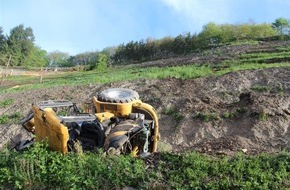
[0,112,22,124]
[0,142,146,189]
[194,112,219,122]
[163,107,184,123]
[1,62,290,94]
[278,83,284,96]
[158,151,290,189]
[259,111,269,122]
[0,99,13,108]
[222,108,248,119]
[0,115,8,124]
[1,145,290,189]
[251,85,271,93]
[222,112,236,119]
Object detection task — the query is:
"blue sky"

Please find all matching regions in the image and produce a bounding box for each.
[1,0,290,55]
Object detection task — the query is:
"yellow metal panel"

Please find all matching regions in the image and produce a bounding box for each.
[32,105,69,154]
[95,112,115,122]
[93,96,142,117]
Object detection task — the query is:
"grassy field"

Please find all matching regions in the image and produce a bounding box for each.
[1,61,290,93]
[1,143,289,189]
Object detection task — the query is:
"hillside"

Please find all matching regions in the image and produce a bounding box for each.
[132,40,290,68]
[1,40,290,155]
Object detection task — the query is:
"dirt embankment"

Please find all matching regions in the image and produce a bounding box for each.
[0,67,290,155]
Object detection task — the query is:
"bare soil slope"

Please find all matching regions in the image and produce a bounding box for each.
[1,67,289,155]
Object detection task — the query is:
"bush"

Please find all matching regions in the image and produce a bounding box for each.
[0,143,146,189]
[1,145,290,189]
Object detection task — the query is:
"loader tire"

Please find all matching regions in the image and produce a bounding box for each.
[97,88,139,103]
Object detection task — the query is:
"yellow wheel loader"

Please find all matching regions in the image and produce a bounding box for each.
[19,88,159,157]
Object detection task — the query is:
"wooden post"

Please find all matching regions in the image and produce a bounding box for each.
[40,67,43,83]
[5,55,11,77]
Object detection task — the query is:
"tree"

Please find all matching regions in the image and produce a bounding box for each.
[272,17,290,35]
[96,53,108,71]
[28,46,49,68]
[0,27,9,65]
[250,23,276,38]
[7,24,35,66]
[47,51,70,67]
[68,51,99,67]
[197,22,222,47]
[0,27,7,53]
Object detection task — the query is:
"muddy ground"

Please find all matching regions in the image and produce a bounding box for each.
[0,67,289,155]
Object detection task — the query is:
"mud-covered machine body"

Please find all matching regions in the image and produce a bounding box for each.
[21,88,159,156]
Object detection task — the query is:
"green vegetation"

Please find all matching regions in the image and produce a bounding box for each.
[222,108,248,119]
[222,112,236,119]
[2,62,290,93]
[251,85,271,93]
[278,83,284,95]
[273,17,290,35]
[259,111,269,122]
[0,143,146,189]
[163,107,184,122]
[194,112,219,122]
[159,152,290,189]
[0,25,47,68]
[111,22,278,64]
[220,46,290,68]
[95,53,108,71]
[1,143,290,189]
[0,115,8,124]
[0,98,13,108]
[0,112,22,124]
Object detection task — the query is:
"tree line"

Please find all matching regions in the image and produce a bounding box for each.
[0,18,290,69]
[0,25,47,68]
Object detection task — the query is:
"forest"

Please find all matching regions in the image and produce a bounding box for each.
[0,18,289,69]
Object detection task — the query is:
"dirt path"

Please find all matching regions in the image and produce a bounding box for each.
[1,67,290,155]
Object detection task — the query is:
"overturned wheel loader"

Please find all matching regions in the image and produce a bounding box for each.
[20,88,159,157]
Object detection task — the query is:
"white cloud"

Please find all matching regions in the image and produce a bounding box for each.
[160,0,233,31]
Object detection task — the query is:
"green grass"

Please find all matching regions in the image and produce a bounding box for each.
[251,85,271,93]
[159,152,290,189]
[0,112,23,124]
[239,51,290,60]
[1,143,290,189]
[259,111,269,122]
[0,99,13,108]
[193,112,219,122]
[0,143,146,189]
[1,62,290,94]
[0,115,8,124]
[221,46,290,66]
[215,62,290,76]
[163,107,184,122]
[222,111,236,119]
[228,39,259,46]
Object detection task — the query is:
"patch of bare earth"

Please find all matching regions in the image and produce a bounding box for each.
[1,67,289,155]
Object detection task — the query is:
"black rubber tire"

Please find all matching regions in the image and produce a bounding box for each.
[79,121,105,149]
[97,88,139,103]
